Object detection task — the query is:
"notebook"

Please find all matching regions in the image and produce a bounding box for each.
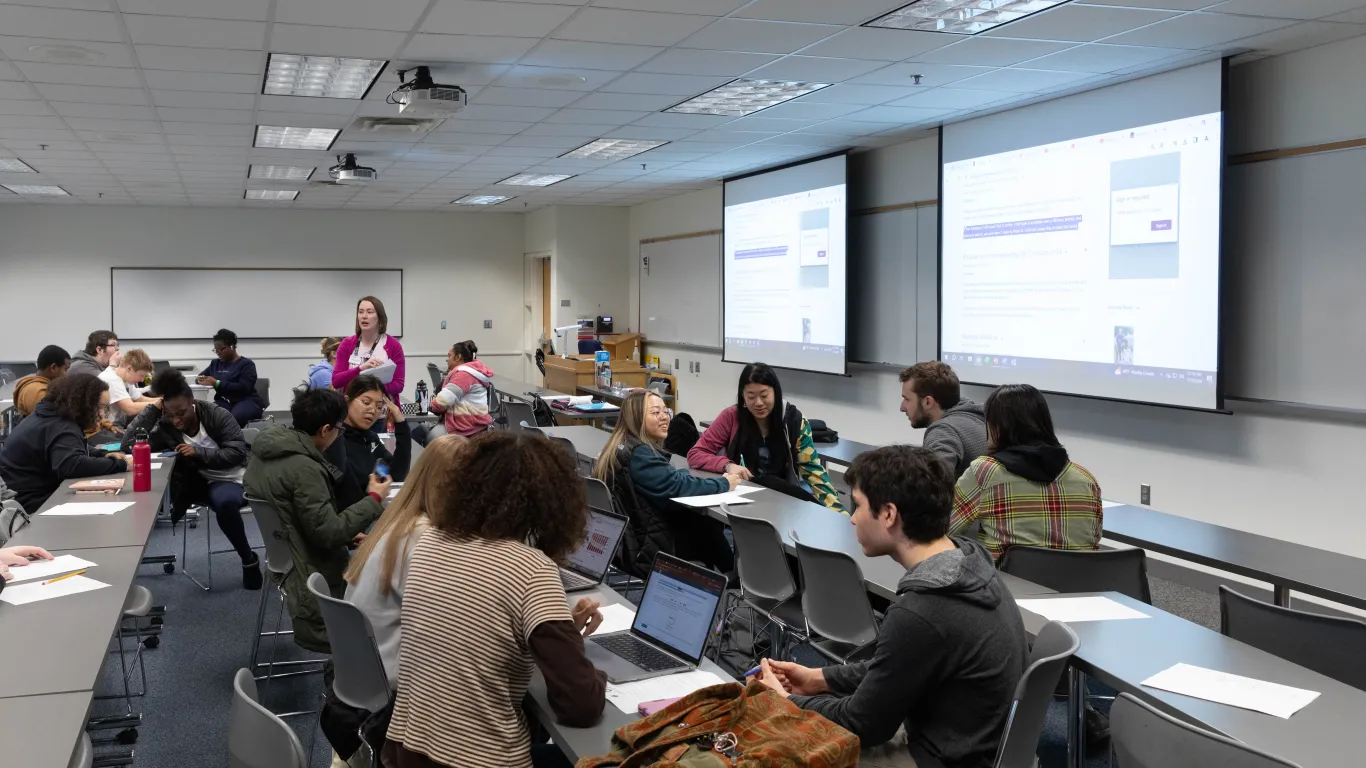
[71,478,125,495]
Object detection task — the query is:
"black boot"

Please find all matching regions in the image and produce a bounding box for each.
[242,552,263,590]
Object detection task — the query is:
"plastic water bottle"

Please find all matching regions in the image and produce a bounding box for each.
[415,380,429,414]
[132,427,152,493]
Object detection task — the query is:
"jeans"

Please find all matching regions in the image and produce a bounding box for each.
[174,466,253,562]
[227,400,264,428]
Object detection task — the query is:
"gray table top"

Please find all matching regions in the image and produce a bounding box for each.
[1104,504,1366,611]
[577,385,673,402]
[814,437,878,467]
[1019,592,1363,767]
[525,585,735,765]
[496,378,569,402]
[0,545,147,699]
[6,460,175,551]
[0,690,92,768]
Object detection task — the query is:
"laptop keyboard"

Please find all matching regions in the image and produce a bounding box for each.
[560,569,595,590]
[594,633,681,672]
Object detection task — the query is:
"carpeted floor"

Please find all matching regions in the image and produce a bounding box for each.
[102,510,1223,768]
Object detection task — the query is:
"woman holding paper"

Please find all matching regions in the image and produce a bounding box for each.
[332,296,406,401]
[593,390,742,577]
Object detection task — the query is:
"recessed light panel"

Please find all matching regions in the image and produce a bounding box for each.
[498,173,573,187]
[249,164,315,180]
[666,79,831,117]
[867,0,1066,35]
[264,53,387,99]
[0,157,36,173]
[245,189,299,201]
[253,125,340,151]
[561,139,668,161]
[454,195,512,205]
[4,184,67,195]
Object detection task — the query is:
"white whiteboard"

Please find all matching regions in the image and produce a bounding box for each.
[640,234,721,349]
[112,268,404,340]
[849,205,939,366]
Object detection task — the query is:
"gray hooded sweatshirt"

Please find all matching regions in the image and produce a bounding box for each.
[789,537,1028,768]
[923,398,988,480]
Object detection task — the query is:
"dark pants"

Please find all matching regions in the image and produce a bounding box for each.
[670,514,735,574]
[226,400,264,428]
[173,467,252,561]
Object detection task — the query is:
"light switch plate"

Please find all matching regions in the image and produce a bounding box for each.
[483,319,492,329]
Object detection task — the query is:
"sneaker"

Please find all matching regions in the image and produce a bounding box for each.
[242,552,263,590]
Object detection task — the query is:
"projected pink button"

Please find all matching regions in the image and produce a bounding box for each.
[1151,220,1173,231]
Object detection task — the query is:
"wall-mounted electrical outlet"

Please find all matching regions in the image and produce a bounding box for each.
[440,320,447,330]
[689,361,696,373]
[1140,484,1151,505]
[483,319,492,329]
[695,361,701,374]
[561,299,571,307]
[674,358,680,370]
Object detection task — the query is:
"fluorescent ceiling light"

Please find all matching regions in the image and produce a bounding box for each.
[498,173,573,187]
[666,79,831,117]
[453,195,512,205]
[264,53,387,99]
[249,164,315,180]
[867,0,1065,35]
[4,184,67,195]
[561,138,668,161]
[245,189,299,201]
[0,157,37,173]
[253,125,340,151]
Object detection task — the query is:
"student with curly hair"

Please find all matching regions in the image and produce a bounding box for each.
[384,431,607,768]
[0,373,129,513]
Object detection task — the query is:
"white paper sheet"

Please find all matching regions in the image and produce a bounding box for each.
[1142,663,1321,719]
[605,670,728,714]
[367,360,397,385]
[0,575,111,605]
[3,554,98,583]
[1102,500,1125,508]
[1016,596,1151,623]
[733,485,764,496]
[592,604,636,636]
[673,492,756,508]
[151,463,163,470]
[40,501,135,516]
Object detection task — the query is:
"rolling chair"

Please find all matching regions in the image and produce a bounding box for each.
[725,511,806,663]
[427,362,443,390]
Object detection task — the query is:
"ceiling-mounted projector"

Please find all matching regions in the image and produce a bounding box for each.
[388,65,467,118]
[328,153,376,184]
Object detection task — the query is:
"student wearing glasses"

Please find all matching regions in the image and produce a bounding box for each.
[326,375,412,510]
[67,330,119,378]
[198,328,265,427]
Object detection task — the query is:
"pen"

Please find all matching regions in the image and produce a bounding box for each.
[744,665,761,678]
[42,569,86,585]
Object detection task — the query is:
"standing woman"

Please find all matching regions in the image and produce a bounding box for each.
[332,296,405,402]
[688,362,845,514]
[198,329,265,427]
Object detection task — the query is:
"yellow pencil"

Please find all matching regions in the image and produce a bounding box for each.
[42,569,86,586]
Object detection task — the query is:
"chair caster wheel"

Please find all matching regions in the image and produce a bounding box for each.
[142,636,160,650]
[189,521,198,529]
[150,616,163,626]
[117,728,138,744]
[162,563,175,574]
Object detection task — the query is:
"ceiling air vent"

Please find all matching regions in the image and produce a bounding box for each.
[347,116,443,135]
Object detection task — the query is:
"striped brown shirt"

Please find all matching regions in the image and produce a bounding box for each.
[387,529,572,768]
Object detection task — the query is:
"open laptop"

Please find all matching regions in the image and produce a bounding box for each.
[560,506,628,593]
[584,553,727,683]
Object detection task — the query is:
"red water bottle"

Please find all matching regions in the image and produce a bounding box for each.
[132,427,152,493]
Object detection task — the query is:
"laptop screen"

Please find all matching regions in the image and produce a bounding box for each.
[563,508,627,580]
[632,554,727,663]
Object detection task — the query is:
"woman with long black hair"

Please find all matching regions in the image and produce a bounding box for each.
[688,362,844,513]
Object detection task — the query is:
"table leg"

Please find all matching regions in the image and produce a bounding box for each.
[1067,667,1087,768]
[1273,585,1291,607]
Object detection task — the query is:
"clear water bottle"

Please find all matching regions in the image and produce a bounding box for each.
[415,380,429,414]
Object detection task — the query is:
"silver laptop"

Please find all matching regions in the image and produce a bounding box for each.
[560,507,628,593]
[584,553,727,683]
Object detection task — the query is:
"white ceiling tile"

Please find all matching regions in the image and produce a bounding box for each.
[116,0,271,21]
[511,123,605,137]
[953,67,1097,93]
[0,100,53,115]
[1022,42,1192,73]
[631,111,732,128]
[152,89,256,109]
[818,103,953,123]
[636,48,777,77]
[82,141,164,153]
[600,72,729,95]
[1203,0,1366,18]
[277,0,428,30]
[744,100,867,120]
[258,94,363,115]
[142,70,260,92]
[914,38,1077,68]
[520,40,665,70]
[0,114,66,129]
[1325,8,1366,22]
[451,104,557,121]
[14,61,142,88]
[850,62,995,87]
[424,0,577,36]
[270,24,408,59]
[797,27,953,61]
[135,45,263,74]
[678,19,840,54]
[0,36,136,67]
[51,102,158,120]
[712,116,814,132]
[64,117,161,132]
[745,55,887,83]
[157,107,255,124]
[0,82,40,100]
[125,15,266,50]
[36,83,149,104]
[434,119,533,134]
[258,111,352,128]
[544,108,645,124]
[792,83,924,105]
[1225,19,1366,54]
[603,125,697,140]
[493,65,624,91]
[733,0,906,25]
[983,5,1179,42]
[554,9,714,46]
[592,0,748,15]
[889,87,1015,109]
[0,6,125,43]
[473,86,584,107]
[793,118,913,136]
[401,34,538,64]
[166,133,251,147]
[1104,11,1297,48]
[73,129,162,144]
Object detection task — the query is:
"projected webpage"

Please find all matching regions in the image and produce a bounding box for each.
[941,112,1222,409]
[724,182,847,374]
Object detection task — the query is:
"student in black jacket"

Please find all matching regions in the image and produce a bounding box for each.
[0,374,129,513]
[122,369,262,589]
[325,375,410,509]
[751,445,1028,768]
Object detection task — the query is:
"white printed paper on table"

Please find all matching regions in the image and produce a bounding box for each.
[1142,663,1321,719]
[3,554,97,583]
[1101,500,1125,509]
[673,492,756,508]
[0,575,111,605]
[1016,596,1150,623]
[41,501,135,516]
[605,670,728,714]
[593,604,636,636]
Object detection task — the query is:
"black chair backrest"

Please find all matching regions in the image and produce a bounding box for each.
[1111,692,1303,768]
[999,546,1151,603]
[426,363,442,391]
[1220,586,1366,691]
[727,511,798,603]
[254,377,270,410]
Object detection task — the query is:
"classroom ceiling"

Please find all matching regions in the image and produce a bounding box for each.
[0,0,1362,212]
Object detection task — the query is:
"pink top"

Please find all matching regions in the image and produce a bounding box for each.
[687,405,740,474]
[332,334,406,399]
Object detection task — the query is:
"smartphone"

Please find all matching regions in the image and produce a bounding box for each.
[374,460,390,480]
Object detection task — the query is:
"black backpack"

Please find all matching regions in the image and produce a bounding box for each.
[487,384,508,429]
[808,418,839,444]
[664,412,700,455]
[530,395,558,427]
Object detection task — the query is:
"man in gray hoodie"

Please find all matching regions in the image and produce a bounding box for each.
[753,445,1028,768]
[67,330,120,379]
[900,361,988,479]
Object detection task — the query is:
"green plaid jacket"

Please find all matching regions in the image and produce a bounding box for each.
[950,456,1102,561]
